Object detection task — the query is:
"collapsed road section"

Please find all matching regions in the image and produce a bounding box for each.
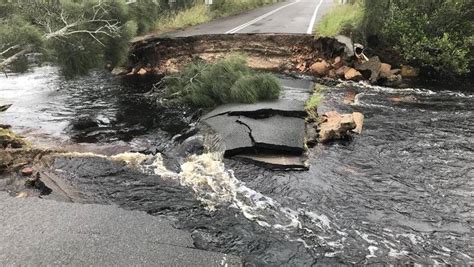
[125,33,346,75]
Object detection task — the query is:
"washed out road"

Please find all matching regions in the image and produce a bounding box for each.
[1,1,336,266]
[169,0,335,37]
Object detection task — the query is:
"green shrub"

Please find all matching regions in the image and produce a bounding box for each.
[154,0,280,33]
[379,1,472,76]
[161,55,281,108]
[155,4,211,33]
[363,0,473,76]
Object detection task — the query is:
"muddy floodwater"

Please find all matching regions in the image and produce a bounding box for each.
[1,66,473,265]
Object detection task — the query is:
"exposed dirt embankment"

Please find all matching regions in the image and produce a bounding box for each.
[126,33,346,75]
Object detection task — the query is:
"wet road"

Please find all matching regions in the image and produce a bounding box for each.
[169,0,335,37]
[0,192,241,266]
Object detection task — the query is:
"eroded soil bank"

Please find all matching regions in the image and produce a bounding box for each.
[125,34,345,75]
[124,33,410,88]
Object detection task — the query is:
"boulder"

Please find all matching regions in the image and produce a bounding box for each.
[332,56,343,69]
[318,111,358,143]
[355,56,382,82]
[318,111,364,143]
[310,61,329,76]
[384,74,403,87]
[380,63,392,78]
[21,167,34,176]
[401,65,419,78]
[137,68,147,75]
[351,112,364,134]
[336,66,349,77]
[390,69,401,75]
[344,68,363,81]
[296,62,306,72]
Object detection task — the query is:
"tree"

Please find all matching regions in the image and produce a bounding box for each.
[0,0,133,77]
[362,0,473,76]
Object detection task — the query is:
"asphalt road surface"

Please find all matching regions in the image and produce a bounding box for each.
[0,193,241,266]
[170,0,335,37]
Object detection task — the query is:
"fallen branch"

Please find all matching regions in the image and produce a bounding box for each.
[0,47,31,72]
[0,44,22,56]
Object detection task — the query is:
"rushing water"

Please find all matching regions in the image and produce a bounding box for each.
[1,66,473,265]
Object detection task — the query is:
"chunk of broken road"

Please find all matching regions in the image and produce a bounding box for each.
[203,99,308,170]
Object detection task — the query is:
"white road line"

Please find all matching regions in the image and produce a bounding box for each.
[306,0,324,34]
[225,0,301,34]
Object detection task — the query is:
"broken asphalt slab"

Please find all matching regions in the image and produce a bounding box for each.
[204,114,305,156]
[202,78,310,169]
[237,116,305,154]
[0,192,241,266]
[203,99,307,120]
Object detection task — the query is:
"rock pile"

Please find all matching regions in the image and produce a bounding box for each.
[309,56,406,86]
[307,111,364,144]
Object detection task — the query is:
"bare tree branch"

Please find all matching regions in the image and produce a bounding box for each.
[2,1,122,70]
[0,44,22,56]
[0,47,31,71]
[42,1,121,46]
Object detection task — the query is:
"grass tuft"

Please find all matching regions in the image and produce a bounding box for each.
[161,55,281,108]
[154,0,280,34]
[155,5,211,33]
[305,84,324,121]
[315,3,363,37]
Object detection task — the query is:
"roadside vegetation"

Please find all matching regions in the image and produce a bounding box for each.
[155,0,279,33]
[305,84,324,122]
[158,55,281,108]
[316,0,473,78]
[0,0,279,79]
[315,2,363,37]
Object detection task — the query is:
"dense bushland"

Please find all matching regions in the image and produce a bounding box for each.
[0,0,279,78]
[316,0,473,77]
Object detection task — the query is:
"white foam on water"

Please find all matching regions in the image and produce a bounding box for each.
[366,246,379,258]
[397,233,420,245]
[110,152,151,166]
[324,251,342,257]
[146,152,344,248]
[388,248,409,257]
[356,230,378,245]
